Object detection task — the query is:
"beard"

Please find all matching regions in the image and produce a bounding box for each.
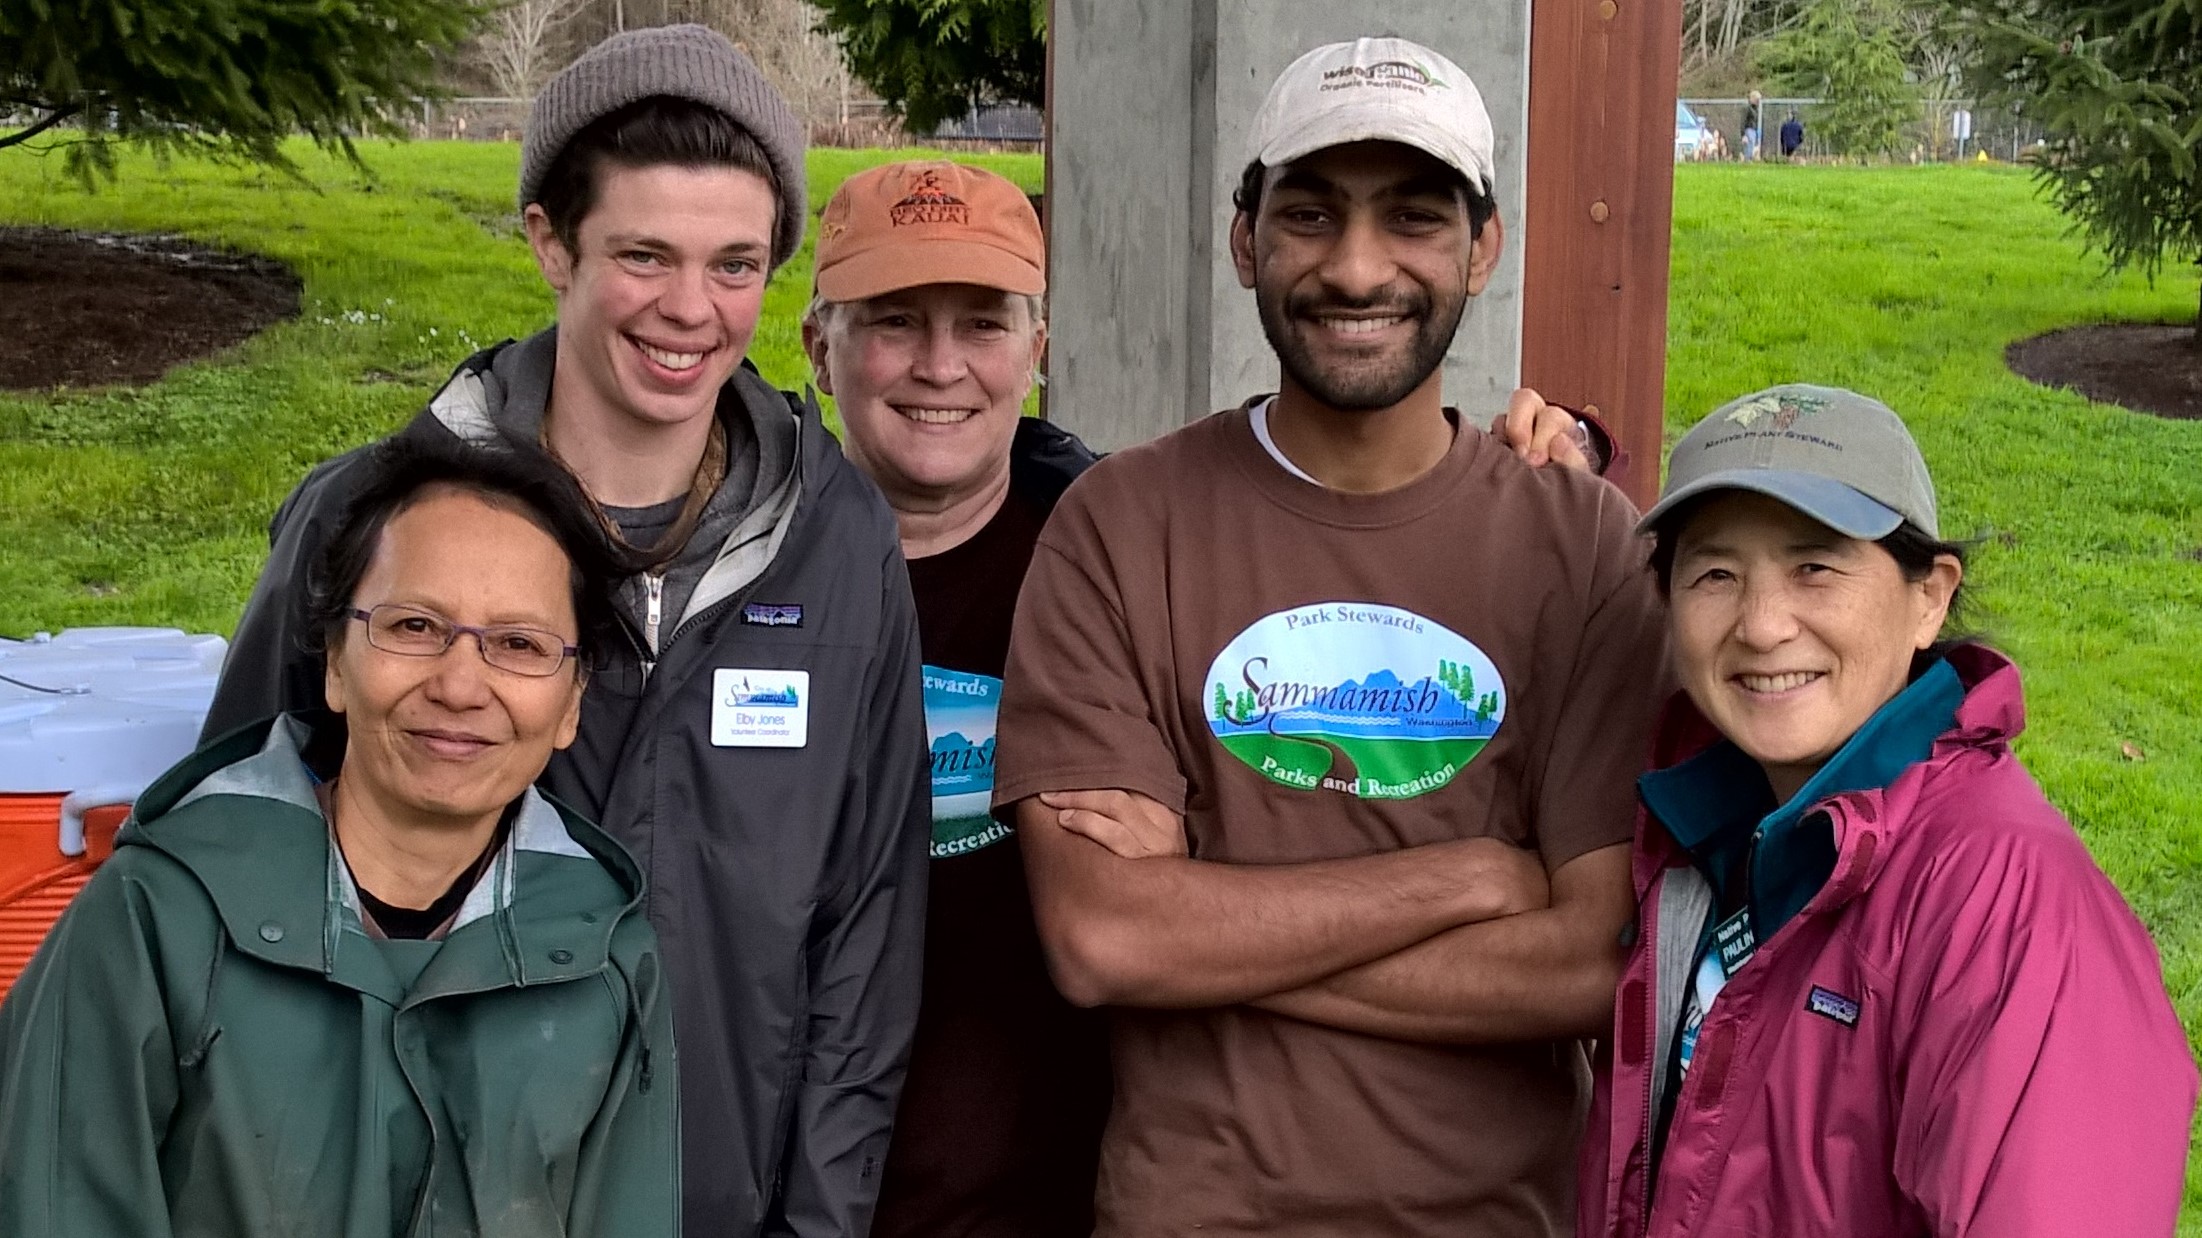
[1256,278,1468,412]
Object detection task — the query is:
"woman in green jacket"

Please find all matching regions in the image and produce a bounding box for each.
[0,437,678,1237]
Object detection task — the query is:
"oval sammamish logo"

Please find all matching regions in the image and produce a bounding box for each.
[1203,602,1505,800]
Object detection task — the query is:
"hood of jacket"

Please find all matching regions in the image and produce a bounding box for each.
[1008,415,1100,513]
[1628,642,2023,909]
[126,711,647,986]
[416,328,812,635]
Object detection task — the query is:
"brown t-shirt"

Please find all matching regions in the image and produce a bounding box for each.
[993,405,1667,1237]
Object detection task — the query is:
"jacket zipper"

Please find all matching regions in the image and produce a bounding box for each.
[1641,831,1759,1237]
[621,430,807,696]
[1637,808,1867,1238]
[644,572,665,657]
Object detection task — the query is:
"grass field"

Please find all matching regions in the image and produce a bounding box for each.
[0,141,1043,636]
[2,145,2199,1217]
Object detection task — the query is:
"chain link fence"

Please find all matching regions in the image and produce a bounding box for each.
[409,95,1038,150]
[1680,98,2045,163]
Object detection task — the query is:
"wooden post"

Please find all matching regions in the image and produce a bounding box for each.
[1522,0,1684,507]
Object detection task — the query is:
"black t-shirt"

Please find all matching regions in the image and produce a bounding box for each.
[358,869,474,940]
[603,493,687,552]
[872,490,1112,1238]
[353,810,512,940]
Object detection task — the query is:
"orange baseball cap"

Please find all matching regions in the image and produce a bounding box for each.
[813,161,1045,302]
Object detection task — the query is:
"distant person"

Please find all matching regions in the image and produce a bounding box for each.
[1780,110,1806,158]
[1578,385,2197,1238]
[1741,89,1763,161]
[0,439,678,1238]
[992,36,1663,1237]
[200,26,931,1238]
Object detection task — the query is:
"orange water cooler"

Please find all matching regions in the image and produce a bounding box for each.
[0,628,227,1000]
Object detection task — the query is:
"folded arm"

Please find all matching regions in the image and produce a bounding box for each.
[1016,789,1546,1010]
[1251,842,1633,1042]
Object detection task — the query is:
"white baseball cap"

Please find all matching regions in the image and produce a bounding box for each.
[1246,37,1496,198]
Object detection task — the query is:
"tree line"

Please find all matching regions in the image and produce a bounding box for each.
[1,0,2191,334]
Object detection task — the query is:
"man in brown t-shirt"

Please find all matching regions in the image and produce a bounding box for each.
[992,37,1668,1237]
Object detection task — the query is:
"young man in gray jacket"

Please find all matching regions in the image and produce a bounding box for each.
[200,27,931,1238]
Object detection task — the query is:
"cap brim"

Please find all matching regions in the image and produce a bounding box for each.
[1256,107,1493,195]
[1635,468,1905,540]
[814,239,1045,302]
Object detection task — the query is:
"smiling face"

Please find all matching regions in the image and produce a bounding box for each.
[525,161,776,436]
[805,282,1044,509]
[1232,141,1501,413]
[1668,492,1962,802]
[324,489,586,833]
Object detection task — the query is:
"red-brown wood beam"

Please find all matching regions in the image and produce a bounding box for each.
[1522,0,1685,508]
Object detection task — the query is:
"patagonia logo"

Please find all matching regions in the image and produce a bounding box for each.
[741,603,804,628]
[1806,985,1861,1028]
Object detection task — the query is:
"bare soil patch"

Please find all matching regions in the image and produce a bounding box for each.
[0,227,301,391]
[2006,322,2202,421]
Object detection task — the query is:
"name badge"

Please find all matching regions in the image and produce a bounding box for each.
[712,669,809,748]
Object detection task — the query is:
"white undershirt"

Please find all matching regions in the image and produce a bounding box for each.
[1248,397,1326,487]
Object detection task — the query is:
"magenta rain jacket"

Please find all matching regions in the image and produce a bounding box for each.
[1580,644,2196,1238]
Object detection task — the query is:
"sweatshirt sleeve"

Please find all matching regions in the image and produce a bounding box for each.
[0,860,182,1238]
[199,457,354,743]
[1891,818,2197,1237]
[765,542,932,1238]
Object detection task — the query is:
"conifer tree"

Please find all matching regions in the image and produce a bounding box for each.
[1962,0,2202,341]
[1,0,483,175]
[809,0,1044,133]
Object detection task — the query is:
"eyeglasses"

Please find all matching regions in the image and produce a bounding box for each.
[348,604,579,678]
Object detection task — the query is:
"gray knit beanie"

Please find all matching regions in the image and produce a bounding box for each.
[520,24,808,268]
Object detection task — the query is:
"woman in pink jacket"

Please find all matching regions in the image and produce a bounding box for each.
[1581,384,2195,1238]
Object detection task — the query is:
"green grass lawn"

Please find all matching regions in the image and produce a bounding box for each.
[0,140,1043,636]
[2,146,2199,1216]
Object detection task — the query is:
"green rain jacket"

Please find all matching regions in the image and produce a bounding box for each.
[0,714,680,1237]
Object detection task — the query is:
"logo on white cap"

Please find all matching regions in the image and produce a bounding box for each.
[1319,59,1447,91]
[1248,37,1496,198]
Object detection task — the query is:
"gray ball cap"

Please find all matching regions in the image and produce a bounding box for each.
[519,24,808,269]
[1638,384,1940,540]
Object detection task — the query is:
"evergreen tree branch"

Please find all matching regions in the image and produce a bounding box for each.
[0,103,83,150]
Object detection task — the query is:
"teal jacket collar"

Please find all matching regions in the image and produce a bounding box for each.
[1640,657,1965,934]
[123,713,647,1006]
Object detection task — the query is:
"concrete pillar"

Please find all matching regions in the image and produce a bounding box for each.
[1044,1,1531,452]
